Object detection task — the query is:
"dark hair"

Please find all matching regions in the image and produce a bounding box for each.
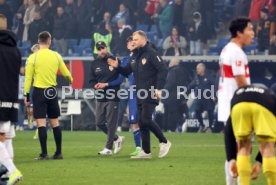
[229,17,251,38]
[38,31,51,44]
[126,36,133,42]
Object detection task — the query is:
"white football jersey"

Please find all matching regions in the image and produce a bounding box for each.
[217,42,251,122]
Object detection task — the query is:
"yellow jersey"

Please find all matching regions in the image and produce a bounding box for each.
[24,48,73,95]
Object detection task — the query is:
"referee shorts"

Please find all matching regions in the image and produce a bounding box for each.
[231,102,276,142]
[32,87,60,119]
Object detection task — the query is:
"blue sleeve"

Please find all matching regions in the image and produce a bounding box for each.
[108,56,131,86]
[108,74,124,87]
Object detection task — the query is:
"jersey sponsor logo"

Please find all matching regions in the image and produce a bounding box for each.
[142,58,147,65]
[236,60,242,67]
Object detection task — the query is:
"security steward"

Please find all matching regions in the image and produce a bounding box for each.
[108,30,171,159]
[90,41,124,155]
[24,31,73,160]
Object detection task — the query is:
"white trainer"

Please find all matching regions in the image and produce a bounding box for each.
[98,148,112,155]
[114,136,125,154]
[158,140,171,158]
[131,150,152,159]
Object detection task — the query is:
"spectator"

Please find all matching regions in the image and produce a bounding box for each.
[153,0,173,39]
[188,63,215,132]
[64,0,77,39]
[188,12,206,55]
[22,0,38,41]
[249,0,266,26]
[12,0,28,41]
[0,0,12,29]
[163,58,190,132]
[235,0,251,17]
[114,18,132,56]
[173,0,185,36]
[74,0,92,39]
[182,0,200,27]
[198,0,215,39]
[257,8,272,52]
[111,3,130,26]
[98,11,111,30]
[144,0,158,30]
[37,0,48,18]
[163,26,187,56]
[53,6,68,56]
[28,10,46,45]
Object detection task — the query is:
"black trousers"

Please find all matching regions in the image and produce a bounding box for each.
[138,103,167,154]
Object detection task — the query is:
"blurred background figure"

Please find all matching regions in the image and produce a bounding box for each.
[17,66,26,131]
[188,12,206,55]
[163,26,187,56]
[188,63,215,132]
[163,58,190,132]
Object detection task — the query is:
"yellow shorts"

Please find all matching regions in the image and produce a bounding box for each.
[231,102,276,142]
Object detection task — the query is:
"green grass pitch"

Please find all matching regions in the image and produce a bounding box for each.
[13,131,266,185]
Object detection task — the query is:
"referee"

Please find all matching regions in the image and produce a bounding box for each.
[24,31,73,160]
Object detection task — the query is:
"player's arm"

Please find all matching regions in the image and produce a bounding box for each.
[108,75,124,87]
[57,54,73,84]
[232,56,249,88]
[24,56,34,97]
[235,75,248,88]
[108,57,133,77]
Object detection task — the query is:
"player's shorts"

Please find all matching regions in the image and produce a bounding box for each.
[231,102,276,142]
[32,87,60,119]
[0,121,16,138]
[128,92,137,124]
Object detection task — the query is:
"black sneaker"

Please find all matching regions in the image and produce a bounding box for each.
[0,164,8,177]
[50,153,63,160]
[0,177,9,185]
[34,154,49,160]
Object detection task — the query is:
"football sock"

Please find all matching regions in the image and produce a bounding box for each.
[38,127,47,155]
[237,155,251,185]
[263,157,276,185]
[53,126,62,154]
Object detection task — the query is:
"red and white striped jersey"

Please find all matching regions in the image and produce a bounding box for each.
[218,42,251,122]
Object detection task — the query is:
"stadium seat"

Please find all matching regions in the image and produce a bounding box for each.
[21,40,31,48]
[217,38,230,48]
[150,25,158,33]
[136,24,149,32]
[147,31,156,42]
[79,39,92,47]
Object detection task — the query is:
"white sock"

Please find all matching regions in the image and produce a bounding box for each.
[4,139,14,159]
[0,142,17,175]
[225,160,237,185]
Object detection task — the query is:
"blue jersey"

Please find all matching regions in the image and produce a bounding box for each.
[108,54,135,86]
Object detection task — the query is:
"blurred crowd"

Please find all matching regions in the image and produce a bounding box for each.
[1,0,276,56]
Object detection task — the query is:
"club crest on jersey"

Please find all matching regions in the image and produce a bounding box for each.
[109,66,114,71]
[142,58,147,65]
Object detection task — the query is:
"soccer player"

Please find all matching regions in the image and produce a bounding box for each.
[217,17,254,185]
[230,85,276,185]
[24,31,73,160]
[97,36,142,156]
[0,14,23,184]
